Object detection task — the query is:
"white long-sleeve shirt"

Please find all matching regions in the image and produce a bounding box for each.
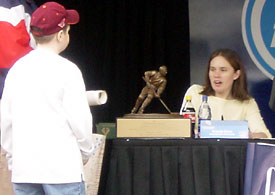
[180,84,272,138]
[1,48,94,183]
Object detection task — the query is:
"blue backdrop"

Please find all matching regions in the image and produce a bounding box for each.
[189,0,275,137]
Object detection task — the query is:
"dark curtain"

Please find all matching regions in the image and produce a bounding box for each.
[34,0,190,128]
[99,138,275,195]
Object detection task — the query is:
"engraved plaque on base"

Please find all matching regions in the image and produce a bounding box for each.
[116,113,191,138]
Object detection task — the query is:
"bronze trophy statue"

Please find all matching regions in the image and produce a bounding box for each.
[120,65,189,138]
[131,65,171,114]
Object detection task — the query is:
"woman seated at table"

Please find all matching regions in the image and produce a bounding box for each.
[181,48,272,138]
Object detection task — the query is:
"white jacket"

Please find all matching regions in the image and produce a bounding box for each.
[1,48,94,183]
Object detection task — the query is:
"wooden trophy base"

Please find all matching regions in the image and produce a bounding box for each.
[117,113,191,138]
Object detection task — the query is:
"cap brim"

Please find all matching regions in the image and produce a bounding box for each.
[66,9,79,24]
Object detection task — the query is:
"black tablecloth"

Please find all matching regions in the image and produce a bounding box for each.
[98,138,275,195]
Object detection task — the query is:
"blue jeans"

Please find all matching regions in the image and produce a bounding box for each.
[13,181,86,195]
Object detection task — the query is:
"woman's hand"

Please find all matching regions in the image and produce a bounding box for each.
[249,132,269,139]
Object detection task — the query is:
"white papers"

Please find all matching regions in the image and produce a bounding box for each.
[84,134,106,195]
[257,143,275,147]
[86,90,107,106]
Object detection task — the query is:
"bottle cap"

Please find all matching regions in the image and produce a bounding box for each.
[185,95,192,101]
[202,95,208,102]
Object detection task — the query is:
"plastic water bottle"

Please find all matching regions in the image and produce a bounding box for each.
[198,95,211,138]
[180,95,196,138]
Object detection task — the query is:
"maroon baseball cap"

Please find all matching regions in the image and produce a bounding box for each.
[30,1,79,36]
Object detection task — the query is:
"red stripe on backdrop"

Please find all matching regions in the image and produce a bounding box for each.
[0,20,33,69]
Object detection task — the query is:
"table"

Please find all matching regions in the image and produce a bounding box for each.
[98,138,275,195]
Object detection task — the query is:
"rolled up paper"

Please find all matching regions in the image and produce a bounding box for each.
[86,90,108,106]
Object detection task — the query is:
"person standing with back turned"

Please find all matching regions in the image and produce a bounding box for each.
[1,2,94,194]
